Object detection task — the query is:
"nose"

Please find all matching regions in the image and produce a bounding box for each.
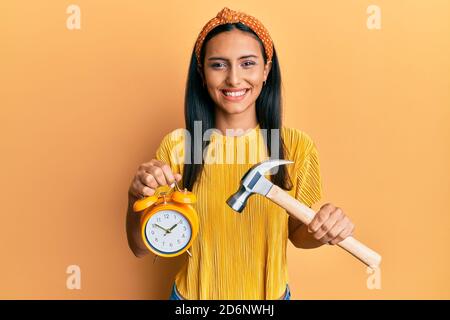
[225,63,241,86]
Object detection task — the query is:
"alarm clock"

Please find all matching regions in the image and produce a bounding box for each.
[133,182,198,258]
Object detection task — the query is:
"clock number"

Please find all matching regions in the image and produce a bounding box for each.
[169,243,173,247]
[183,226,186,231]
[151,231,155,235]
[164,214,169,219]
[182,234,185,238]
[157,218,161,222]
[177,239,180,244]
[154,238,158,242]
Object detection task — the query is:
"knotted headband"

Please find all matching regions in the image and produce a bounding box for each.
[194,7,274,67]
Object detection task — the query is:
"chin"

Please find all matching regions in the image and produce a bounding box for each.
[218,103,252,115]
[215,97,255,114]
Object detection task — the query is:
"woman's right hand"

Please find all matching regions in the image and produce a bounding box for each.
[128,159,182,198]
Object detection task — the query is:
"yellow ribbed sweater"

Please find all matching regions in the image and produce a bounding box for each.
[155,124,322,300]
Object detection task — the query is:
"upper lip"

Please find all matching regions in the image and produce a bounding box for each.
[221,88,249,92]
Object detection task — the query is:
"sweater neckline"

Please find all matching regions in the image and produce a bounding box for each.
[210,124,261,141]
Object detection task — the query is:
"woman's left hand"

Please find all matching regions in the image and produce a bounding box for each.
[307,203,355,245]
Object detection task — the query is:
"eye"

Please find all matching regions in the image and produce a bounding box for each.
[242,61,256,67]
[211,62,226,69]
[210,61,256,69]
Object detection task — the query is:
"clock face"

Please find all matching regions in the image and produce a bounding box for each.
[144,209,192,254]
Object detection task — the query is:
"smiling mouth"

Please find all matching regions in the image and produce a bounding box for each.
[220,88,250,98]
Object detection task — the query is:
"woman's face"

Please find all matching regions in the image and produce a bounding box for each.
[200,29,272,116]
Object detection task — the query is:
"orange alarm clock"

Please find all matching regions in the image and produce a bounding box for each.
[133,182,198,258]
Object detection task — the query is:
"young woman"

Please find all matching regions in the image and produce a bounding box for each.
[126,7,355,300]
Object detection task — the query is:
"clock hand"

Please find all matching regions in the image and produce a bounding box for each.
[162,220,183,237]
[168,219,183,232]
[153,223,170,233]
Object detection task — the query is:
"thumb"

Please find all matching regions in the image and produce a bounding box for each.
[175,173,182,182]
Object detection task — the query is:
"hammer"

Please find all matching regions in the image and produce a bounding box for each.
[226,159,382,268]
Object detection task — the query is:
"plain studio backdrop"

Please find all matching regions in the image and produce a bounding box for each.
[0,0,449,299]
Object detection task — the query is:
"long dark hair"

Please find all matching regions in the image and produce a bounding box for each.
[182,22,293,192]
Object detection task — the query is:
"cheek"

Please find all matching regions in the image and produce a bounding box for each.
[248,80,263,97]
[204,72,223,88]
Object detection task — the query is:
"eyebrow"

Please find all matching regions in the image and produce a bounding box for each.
[207,55,258,61]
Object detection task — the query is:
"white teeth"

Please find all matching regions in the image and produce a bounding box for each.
[223,89,247,97]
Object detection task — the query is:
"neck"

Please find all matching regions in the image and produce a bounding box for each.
[214,104,258,136]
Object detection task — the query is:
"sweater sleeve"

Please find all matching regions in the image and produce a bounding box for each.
[294,136,323,208]
[155,133,172,165]
[154,129,185,174]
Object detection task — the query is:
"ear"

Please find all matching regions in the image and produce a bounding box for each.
[263,60,272,82]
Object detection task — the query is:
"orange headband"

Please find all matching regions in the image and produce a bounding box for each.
[194,7,274,67]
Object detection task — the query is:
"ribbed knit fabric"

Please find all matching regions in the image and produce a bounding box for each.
[155,124,322,299]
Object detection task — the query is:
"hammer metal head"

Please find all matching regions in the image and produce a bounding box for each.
[226,159,293,213]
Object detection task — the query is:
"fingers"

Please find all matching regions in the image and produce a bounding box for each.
[145,160,176,186]
[139,162,166,186]
[308,203,335,234]
[322,216,347,244]
[130,179,155,198]
[139,172,159,190]
[307,203,354,245]
[130,160,181,198]
[313,209,342,243]
[329,220,355,245]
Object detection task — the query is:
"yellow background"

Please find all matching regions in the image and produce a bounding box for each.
[1,0,449,299]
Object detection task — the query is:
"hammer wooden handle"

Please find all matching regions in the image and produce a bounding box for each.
[266,184,382,268]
